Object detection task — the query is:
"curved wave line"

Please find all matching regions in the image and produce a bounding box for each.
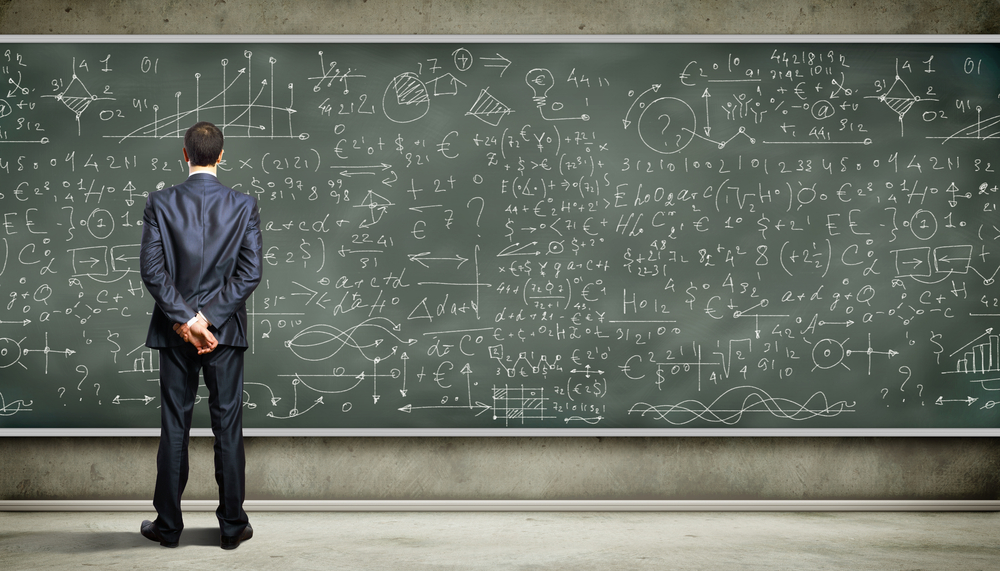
[628,385,853,426]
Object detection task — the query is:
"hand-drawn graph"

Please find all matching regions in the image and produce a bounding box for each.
[928,106,1000,144]
[118,344,158,375]
[354,190,396,228]
[41,57,115,136]
[275,355,403,415]
[943,329,1000,391]
[383,72,430,124]
[266,318,418,418]
[811,335,898,375]
[106,52,307,142]
[284,318,417,363]
[466,87,514,126]
[492,384,555,426]
[864,60,938,136]
[266,376,327,420]
[950,329,1000,373]
[629,386,855,426]
[308,50,365,94]
[0,391,32,417]
[22,332,76,375]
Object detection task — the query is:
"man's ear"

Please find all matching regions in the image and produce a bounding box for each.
[217,148,224,165]
[182,147,190,164]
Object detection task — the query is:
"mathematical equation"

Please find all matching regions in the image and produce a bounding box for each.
[1,41,999,430]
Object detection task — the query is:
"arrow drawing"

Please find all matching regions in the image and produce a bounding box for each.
[329,163,392,177]
[398,402,491,416]
[702,88,712,137]
[482,53,512,76]
[112,395,156,405]
[245,382,282,407]
[935,396,978,406]
[268,396,324,419]
[622,84,661,130]
[408,252,469,269]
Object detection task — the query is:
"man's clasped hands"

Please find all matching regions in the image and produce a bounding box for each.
[172,315,218,355]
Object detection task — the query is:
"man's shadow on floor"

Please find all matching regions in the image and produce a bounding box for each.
[45,527,221,553]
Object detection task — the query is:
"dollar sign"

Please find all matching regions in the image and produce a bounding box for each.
[685,283,698,310]
[505,219,514,240]
[395,135,405,153]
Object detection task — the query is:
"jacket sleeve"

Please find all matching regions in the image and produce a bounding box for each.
[199,197,264,327]
[139,194,197,324]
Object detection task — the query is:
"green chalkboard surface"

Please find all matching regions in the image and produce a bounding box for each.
[1,37,1000,433]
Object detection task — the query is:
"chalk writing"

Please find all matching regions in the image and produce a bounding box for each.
[1,40,999,431]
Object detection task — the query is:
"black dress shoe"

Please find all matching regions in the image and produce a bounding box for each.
[140,519,178,548]
[220,523,253,550]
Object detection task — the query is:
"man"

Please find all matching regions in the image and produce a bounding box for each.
[138,121,263,550]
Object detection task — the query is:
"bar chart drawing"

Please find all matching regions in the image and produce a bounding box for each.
[945,328,1000,389]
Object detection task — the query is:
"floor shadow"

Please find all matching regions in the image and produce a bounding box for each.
[35,531,150,553]
[21,527,221,553]
[179,527,221,547]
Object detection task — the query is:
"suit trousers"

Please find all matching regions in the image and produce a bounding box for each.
[152,343,249,542]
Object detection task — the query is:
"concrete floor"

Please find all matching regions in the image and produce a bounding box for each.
[1,511,999,570]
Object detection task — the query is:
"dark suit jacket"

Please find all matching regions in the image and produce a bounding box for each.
[140,172,263,349]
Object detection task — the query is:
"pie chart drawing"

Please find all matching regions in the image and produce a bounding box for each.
[383,72,431,124]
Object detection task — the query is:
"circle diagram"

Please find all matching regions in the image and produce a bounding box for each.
[383,72,431,124]
[0,337,23,369]
[812,338,846,370]
[637,96,696,154]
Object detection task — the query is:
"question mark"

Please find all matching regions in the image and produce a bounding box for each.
[467,196,485,230]
[94,383,101,405]
[899,366,912,402]
[881,388,889,406]
[917,384,925,405]
[76,364,88,401]
[57,387,65,398]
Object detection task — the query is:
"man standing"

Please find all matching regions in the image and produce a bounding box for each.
[139,121,263,550]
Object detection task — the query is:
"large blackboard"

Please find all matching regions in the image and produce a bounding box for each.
[1,37,999,434]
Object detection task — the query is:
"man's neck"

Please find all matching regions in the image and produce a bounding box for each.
[188,164,218,177]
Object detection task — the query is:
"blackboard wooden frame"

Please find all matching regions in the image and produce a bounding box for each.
[2,34,1000,436]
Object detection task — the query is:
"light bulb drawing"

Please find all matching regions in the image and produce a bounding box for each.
[526,68,554,106]
[525,68,589,122]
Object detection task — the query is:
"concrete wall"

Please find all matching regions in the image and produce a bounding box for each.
[1,0,999,35]
[2,0,999,503]
[4,437,1000,502]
